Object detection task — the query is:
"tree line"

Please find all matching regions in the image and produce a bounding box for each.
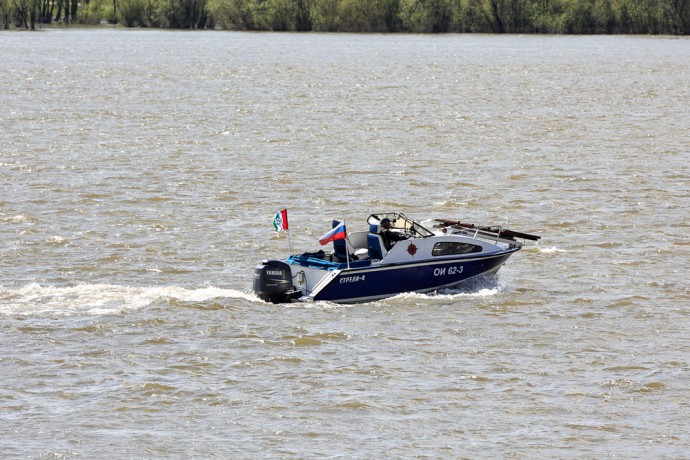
[2,0,688,34]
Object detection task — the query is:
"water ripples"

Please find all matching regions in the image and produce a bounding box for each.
[1,30,688,458]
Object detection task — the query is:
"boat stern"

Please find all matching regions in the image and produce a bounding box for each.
[252,260,302,304]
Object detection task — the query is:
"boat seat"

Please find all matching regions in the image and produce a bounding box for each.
[332,220,366,262]
[332,219,348,260]
[367,224,387,260]
[354,248,369,260]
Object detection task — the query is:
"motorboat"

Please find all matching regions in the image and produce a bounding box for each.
[253,213,540,304]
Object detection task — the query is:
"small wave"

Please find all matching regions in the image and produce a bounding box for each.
[538,246,567,254]
[46,235,69,245]
[0,283,254,316]
[386,286,501,302]
[432,200,469,208]
[6,214,35,224]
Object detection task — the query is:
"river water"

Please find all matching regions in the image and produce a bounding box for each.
[1,29,688,458]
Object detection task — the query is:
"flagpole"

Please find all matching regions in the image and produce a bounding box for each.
[345,232,351,270]
[287,229,292,255]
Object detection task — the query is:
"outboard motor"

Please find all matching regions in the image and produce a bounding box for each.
[253,260,301,303]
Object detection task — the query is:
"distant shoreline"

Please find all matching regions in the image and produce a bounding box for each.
[3,0,688,35]
[7,23,690,36]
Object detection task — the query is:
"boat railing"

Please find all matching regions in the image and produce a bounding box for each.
[435,219,540,247]
[457,227,521,247]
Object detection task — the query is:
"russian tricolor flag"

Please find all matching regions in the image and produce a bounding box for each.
[319,220,347,245]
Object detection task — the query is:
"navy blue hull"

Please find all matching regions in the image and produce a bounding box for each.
[311,251,515,303]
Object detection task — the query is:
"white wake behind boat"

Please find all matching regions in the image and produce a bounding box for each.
[253,213,540,304]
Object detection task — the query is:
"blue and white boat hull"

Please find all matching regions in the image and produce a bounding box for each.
[308,249,517,303]
[253,213,539,304]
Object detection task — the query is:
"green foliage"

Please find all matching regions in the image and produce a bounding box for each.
[0,0,12,29]
[615,0,668,32]
[563,0,595,32]
[13,0,42,29]
[165,0,209,28]
[207,0,262,29]
[448,0,488,32]
[557,0,623,33]
[118,0,146,26]
[295,0,312,29]
[400,0,453,32]
[0,0,687,32]
[311,0,340,30]
[77,0,115,24]
[265,0,298,30]
[592,0,617,33]
[668,0,690,33]
[116,0,166,26]
[207,0,308,30]
[337,0,369,31]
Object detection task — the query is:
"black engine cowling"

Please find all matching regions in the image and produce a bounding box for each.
[253,260,301,303]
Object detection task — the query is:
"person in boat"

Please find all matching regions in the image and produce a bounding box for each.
[379,218,409,251]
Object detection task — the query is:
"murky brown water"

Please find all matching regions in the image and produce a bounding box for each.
[1,29,688,457]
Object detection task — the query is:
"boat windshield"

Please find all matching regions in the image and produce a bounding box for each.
[367,213,434,238]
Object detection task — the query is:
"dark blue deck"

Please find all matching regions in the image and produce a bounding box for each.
[287,254,372,271]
